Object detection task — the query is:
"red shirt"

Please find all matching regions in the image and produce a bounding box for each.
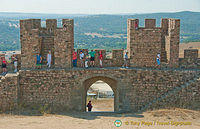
[135,21,138,28]
[99,54,103,60]
[2,60,6,64]
[73,52,77,60]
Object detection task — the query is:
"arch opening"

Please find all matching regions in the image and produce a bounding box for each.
[82,76,119,112]
[86,80,114,112]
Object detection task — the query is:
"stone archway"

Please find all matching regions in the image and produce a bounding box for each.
[82,76,119,112]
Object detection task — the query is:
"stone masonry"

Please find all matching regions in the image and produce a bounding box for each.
[0,18,199,113]
[20,19,74,69]
[127,18,180,68]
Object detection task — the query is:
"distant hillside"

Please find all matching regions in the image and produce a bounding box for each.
[0,11,200,51]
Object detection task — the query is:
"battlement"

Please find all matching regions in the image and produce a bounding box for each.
[179,49,199,69]
[20,19,74,69]
[19,18,184,69]
[20,19,74,30]
[128,18,180,30]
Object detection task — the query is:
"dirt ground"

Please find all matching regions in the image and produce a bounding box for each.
[87,98,114,112]
[0,99,200,129]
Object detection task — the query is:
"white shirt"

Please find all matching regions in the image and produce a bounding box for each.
[47,54,51,62]
[80,53,84,59]
[157,54,160,60]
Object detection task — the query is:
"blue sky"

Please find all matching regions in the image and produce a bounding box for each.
[0,0,199,14]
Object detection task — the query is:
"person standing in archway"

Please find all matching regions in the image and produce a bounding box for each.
[87,100,93,112]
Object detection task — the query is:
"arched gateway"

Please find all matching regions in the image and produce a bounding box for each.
[82,76,119,112]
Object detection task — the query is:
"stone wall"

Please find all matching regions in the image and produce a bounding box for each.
[0,74,18,112]
[179,49,200,69]
[16,69,200,112]
[20,19,74,69]
[0,68,199,112]
[127,18,180,68]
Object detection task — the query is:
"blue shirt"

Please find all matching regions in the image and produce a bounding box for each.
[125,53,128,59]
[36,55,41,61]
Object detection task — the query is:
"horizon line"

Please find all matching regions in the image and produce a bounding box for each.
[0,10,199,15]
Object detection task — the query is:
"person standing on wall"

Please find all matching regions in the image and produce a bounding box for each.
[80,50,84,68]
[1,57,7,76]
[89,50,96,67]
[85,54,89,68]
[12,55,18,72]
[87,100,93,112]
[135,20,139,30]
[99,51,103,68]
[36,53,42,69]
[157,53,161,68]
[122,50,128,68]
[47,50,52,68]
[72,49,77,67]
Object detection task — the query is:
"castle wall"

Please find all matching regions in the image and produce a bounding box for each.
[127,18,180,68]
[14,69,200,112]
[0,74,19,112]
[127,19,162,67]
[126,70,200,112]
[179,49,200,69]
[2,17,199,113]
[20,19,41,69]
[167,19,180,68]
[0,68,199,112]
[20,19,74,69]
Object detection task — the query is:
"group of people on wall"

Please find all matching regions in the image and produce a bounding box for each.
[0,55,18,76]
[72,49,103,68]
[72,49,129,68]
[35,49,130,69]
[1,49,161,76]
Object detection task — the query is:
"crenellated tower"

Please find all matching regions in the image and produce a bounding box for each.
[127,18,180,68]
[20,19,74,69]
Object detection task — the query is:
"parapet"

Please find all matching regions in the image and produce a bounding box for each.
[20,19,41,30]
[20,19,74,31]
[179,49,199,69]
[128,18,180,30]
[112,49,123,59]
[145,19,156,28]
[184,49,199,59]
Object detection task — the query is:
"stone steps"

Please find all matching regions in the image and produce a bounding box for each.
[138,72,200,113]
